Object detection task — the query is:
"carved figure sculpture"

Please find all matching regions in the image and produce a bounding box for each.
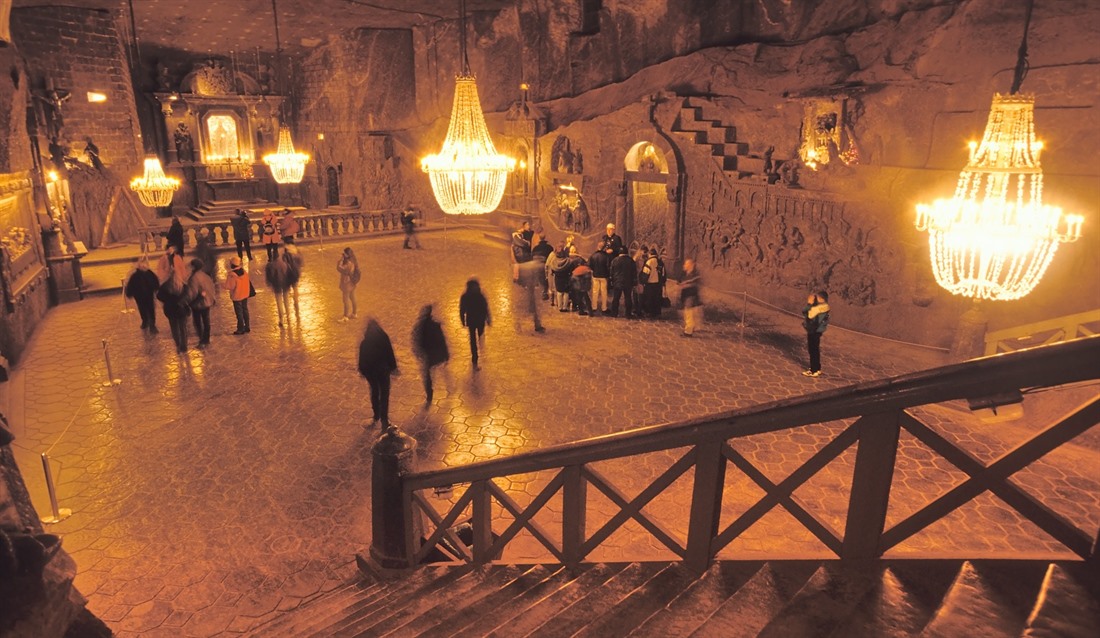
[174,123,195,163]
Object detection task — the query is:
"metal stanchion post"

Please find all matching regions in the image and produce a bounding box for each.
[101,339,122,386]
[39,453,72,524]
[740,290,748,340]
[120,278,134,313]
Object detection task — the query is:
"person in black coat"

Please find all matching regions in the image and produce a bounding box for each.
[165,216,185,257]
[358,319,399,428]
[609,249,637,318]
[231,209,254,261]
[459,278,491,371]
[124,257,160,333]
[412,305,450,407]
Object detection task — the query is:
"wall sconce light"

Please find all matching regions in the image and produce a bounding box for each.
[47,170,59,182]
[317,133,324,140]
[86,91,107,103]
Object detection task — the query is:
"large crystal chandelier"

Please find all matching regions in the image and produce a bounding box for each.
[130,156,180,207]
[264,126,309,184]
[421,0,515,215]
[914,1,1082,301]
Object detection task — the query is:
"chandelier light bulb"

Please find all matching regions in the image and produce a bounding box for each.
[130,156,180,208]
[422,75,515,215]
[915,93,1083,301]
[264,126,310,185]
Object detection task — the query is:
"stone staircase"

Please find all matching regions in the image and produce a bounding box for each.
[186,198,283,222]
[671,97,780,182]
[245,560,1099,637]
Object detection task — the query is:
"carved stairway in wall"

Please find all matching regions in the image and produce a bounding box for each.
[248,559,1099,637]
[671,97,784,182]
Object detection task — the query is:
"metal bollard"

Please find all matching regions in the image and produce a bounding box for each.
[365,425,420,571]
[39,453,72,524]
[101,339,122,387]
[120,278,134,313]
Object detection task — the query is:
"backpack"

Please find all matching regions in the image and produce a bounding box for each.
[263,221,275,235]
[816,309,830,333]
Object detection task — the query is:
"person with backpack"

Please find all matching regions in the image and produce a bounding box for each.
[185,258,216,346]
[802,291,831,377]
[337,247,360,322]
[279,208,300,245]
[260,209,281,260]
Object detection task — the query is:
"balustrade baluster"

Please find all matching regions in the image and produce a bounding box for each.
[841,411,902,562]
[685,440,725,572]
[562,465,586,567]
[218,224,229,246]
[471,480,493,565]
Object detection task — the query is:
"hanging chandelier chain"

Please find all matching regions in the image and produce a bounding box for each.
[460,0,470,75]
[1010,0,1034,94]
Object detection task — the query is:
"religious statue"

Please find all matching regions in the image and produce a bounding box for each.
[174,123,195,163]
[83,137,104,171]
[156,62,172,91]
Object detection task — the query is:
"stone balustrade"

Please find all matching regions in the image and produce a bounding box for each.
[140,209,406,252]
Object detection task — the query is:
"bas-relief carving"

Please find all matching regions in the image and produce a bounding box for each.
[694,177,882,306]
[0,174,47,312]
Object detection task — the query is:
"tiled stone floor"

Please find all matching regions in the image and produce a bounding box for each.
[2,230,1097,636]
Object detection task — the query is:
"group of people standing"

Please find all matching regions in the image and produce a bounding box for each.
[124,246,218,353]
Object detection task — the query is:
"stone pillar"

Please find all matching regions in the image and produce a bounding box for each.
[950,302,987,361]
[367,426,420,570]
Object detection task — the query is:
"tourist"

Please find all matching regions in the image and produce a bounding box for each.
[401,206,421,249]
[679,258,702,337]
[165,215,185,256]
[802,291,831,377]
[265,248,293,327]
[155,263,190,353]
[459,277,491,371]
[570,254,593,316]
[516,260,545,333]
[510,222,533,282]
[603,222,624,256]
[260,209,281,260]
[531,232,554,300]
[641,248,664,318]
[224,256,251,335]
[588,240,611,314]
[544,243,565,308]
[609,247,636,319]
[337,247,360,322]
[124,256,160,334]
[358,318,399,428]
[632,245,648,317]
[185,259,216,346]
[231,209,254,261]
[412,304,450,408]
[279,208,299,245]
[552,245,577,311]
[193,227,216,278]
[283,244,303,319]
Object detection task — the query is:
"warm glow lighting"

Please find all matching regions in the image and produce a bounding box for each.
[86,91,107,103]
[129,157,180,207]
[47,170,59,182]
[263,126,310,184]
[915,94,1082,301]
[421,75,515,215]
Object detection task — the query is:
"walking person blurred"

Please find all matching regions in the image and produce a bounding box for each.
[125,256,160,334]
[155,255,190,353]
[402,206,421,249]
[337,247,360,322]
[260,209,281,260]
[279,208,300,245]
[412,305,450,408]
[185,258,216,346]
[165,215,185,256]
[225,256,251,334]
[679,258,702,337]
[358,319,399,429]
[193,227,216,279]
[283,244,303,319]
[517,260,546,333]
[459,278,491,371]
[265,248,293,327]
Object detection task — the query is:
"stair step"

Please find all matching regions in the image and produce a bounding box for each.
[341,565,527,637]
[572,563,701,638]
[756,564,881,637]
[525,562,669,638]
[627,561,766,637]
[920,561,1047,638]
[1022,563,1100,638]
[690,561,818,637]
[484,564,630,638]
[826,562,958,638]
[452,566,594,638]
[710,142,749,157]
[249,579,377,637]
[701,127,735,145]
[421,565,567,638]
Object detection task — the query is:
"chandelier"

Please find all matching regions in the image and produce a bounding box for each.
[264,126,309,184]
[914,1,1082,301]
[421,0,515,215]
[130,156,180,207]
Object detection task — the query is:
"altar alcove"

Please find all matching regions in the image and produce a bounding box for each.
[623,141,681,257]
[153,58,292,218]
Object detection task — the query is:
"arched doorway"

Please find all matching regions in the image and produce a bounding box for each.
[623,141,676,256]
[325,166,340,206]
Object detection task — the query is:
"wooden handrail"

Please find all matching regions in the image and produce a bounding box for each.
[984,309,1100,355]
[406,336,1100,490]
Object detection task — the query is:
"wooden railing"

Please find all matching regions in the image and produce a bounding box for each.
[140,208,406,252]
[402,337,1100,571]
[984,309,1100,355]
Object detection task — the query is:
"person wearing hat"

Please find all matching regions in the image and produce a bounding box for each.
[603,222,624,256]
[225,256,251,334]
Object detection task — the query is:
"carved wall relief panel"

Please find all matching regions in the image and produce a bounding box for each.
[693,178,884,306]
[0,173,46,311]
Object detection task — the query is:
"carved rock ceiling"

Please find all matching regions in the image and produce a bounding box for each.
[12,0,514,55]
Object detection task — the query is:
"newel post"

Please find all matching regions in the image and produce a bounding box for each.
[841,411,902,562]
[367,425,420,570]
[686,440,726,573]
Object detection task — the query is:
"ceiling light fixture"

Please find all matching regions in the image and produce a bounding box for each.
[914,0,1082,301]
[261,0,309,184]
[130,156,180,207]
[421,0,515,215]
